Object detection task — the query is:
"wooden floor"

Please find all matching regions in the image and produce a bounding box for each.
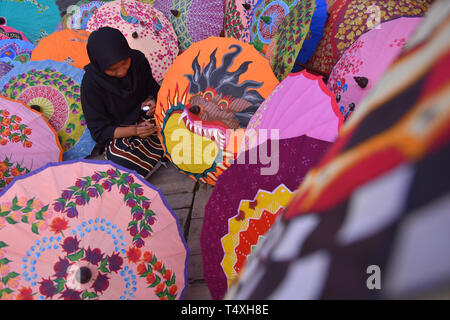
[146,162,214,300]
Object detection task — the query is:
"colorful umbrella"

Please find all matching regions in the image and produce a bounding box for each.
[0,159,189,300]
[202,135,331,299]
[0,96,62,192]
[0,62,13,79]
[328,17,423,121]
[0,0,60,44]
[153,0,224,52]
[0,26,29,42]
[0,39,35,66]
[226,0,450,299]
[86,0,178,83]
[249,0,297,50]
[224,0,255,43]
[243,70,342,153]
[306,0,433,75]
[31,30,90,70]
[155,36,279,185]
[58,1,108,31]
[262,0,327,81]
[0,60,96,160]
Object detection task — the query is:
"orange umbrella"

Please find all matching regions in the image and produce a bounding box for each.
[155,37,279,185]
[31,30,90,70]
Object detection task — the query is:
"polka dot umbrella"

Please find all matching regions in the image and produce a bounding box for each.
[0,60,96,160]
[87,0,178,83]
[0,159,189,300]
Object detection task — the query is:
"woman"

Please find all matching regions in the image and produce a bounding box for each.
[81,27,164,178]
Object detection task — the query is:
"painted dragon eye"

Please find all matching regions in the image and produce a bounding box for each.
[217,99,229,111]
[203,90,214,102]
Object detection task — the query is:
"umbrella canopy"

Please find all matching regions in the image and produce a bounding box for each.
[0,96,62,192]
[0,39,35,67]
[31,30,90,70]
[58,0,110,31]
[155,36,279,185]
[153,0,224,52]
[0,0,60,44]
[244,70,342,153]
[86,0,178,83]
[0,62,13,79]
[0,60,96,160]
[224,0,255,43]
[0,159,189,300]
[202,135,331,299]
[262,0,327,81]
[306,0,433,75]
[0,26,29,42]
[226,0,450,299]
[249,0,297,50]
[328,17,423,121]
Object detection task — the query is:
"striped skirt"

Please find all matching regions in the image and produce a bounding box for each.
[106,132,164,178]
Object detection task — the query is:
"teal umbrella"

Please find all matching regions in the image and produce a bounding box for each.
[0,0,60,44]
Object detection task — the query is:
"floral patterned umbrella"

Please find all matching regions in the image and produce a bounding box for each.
[201,135,331,299]
[0,39,35,67]
[0,0,60,44]
[306,0,433,75]
[153,0,224,52]
[263,0,327,81]
[86,0,178,83]
[224,0,255,43]
[226,0,450,299]
[0,60,96,160]
[0,26,29,42]
[0,95,62,192]
[57,0,109,31]
[0,159,189,300]
[155,36,279,185]
[31,30,90,70]
[328,17,423,121]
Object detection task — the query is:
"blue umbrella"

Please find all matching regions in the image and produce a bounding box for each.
[0,60,95,160]
[0,39,36,66]
[0,0,60,44]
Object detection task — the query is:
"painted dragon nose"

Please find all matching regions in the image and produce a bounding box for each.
[189,105,201,115]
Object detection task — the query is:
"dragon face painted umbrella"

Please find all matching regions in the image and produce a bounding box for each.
[226,0,450,299]
[0,96,62,192]
[0,60,96,160]
[0,26,29,42]
[153,0,224,52]
[0,159,189,300]
[0,0,60,44]
[262,0,327,81]
[57,1,109,31]
[249,0,296,51]
[243,70,343,154]
[201,135,331,299]
[31,30,90,70]
[224,0,255,43]
[328,17,423,121]
[306,0,433,76]
[155,36,279,185]
[86,0,178,83]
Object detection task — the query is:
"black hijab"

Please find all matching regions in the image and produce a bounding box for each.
[81,27,160,145]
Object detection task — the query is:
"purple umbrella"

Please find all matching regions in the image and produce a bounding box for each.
[153,0,224,51]
[200,134,331,299]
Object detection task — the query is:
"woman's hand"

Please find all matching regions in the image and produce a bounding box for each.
[141,96,156,116]
[135,121,157,138]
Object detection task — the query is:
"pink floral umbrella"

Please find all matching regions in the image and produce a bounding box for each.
[0,26,29,42]
[86,0,178,82]
[224,0,256,43]
[327,17,423,121]
[243,70,343,152]
[0,159,189,300]
[0,96,62,192]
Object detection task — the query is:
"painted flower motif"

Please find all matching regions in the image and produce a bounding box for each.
[75,195,86,206]
[60,288,82,300]
[91,172,102,183]
[61,236,80,254]
[87,187,99,198]
[65,206,78,218]
[101,180,112,191]
[134,238,144,248]
[168,285,177,296]
[16,286,34,300]
[39,278,57,299]
[154,283,165,295]
[126,246,141,264]
[49,217,69,235]
[91,272,109,294]
[54,257,72,278]
[142,251,153,263]
[53,201,65,212]
[61,190,74,200]
[108,252,123,273]
[83,247,104,266]
[153,261,162,272]
[146,272,156,285]
[163,269,172,281]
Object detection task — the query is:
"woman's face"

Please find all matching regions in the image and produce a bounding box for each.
[104,57,131,78]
